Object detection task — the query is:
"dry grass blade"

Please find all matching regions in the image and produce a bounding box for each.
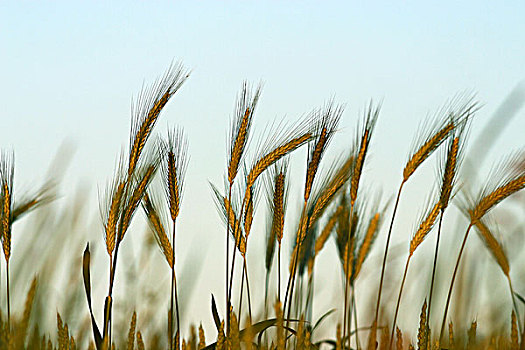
[0,151,14,262]
[128,63,189,176]
[228,83,261,185]
[161,127,189,221]
[351,102,380,205]
[142,192,173,268]
[410,201,440,256]
[304,102,342,202]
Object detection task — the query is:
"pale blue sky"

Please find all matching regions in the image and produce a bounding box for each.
[1,0,525,338]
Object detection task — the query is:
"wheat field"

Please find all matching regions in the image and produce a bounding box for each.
[1,62,524,350]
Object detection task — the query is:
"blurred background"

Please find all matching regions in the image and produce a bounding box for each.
[1,1,525,345]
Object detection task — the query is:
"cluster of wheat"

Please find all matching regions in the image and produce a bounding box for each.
[0,62,524,349]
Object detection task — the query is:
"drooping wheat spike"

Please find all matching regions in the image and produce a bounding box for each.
[142,192,173,267]
[404,121,454,182]
[410,201,441,256]
[351,102,380,206]
[511,312,519,350]
[70,336,76,350]
[128,63,189,176]
[160,127,189,222]
[0,152,14,263]
[304,102,342,201]
[417,301,428,350]
[470,174,525,223]
[247,133,311,188]
[403,96,477,182]
[126,311,137,350]
[473,218,509,277]
[355,212,381,278]
[136,331,145,350]
[396,327,403,350]
[228,83,261,185]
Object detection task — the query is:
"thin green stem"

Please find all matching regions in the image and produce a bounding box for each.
[427,211,444,327]
[374,181,405,328]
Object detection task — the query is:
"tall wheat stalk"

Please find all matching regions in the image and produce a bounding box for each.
[225,83,260,332]
[284,103,341,339]
[343,103,378,346]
